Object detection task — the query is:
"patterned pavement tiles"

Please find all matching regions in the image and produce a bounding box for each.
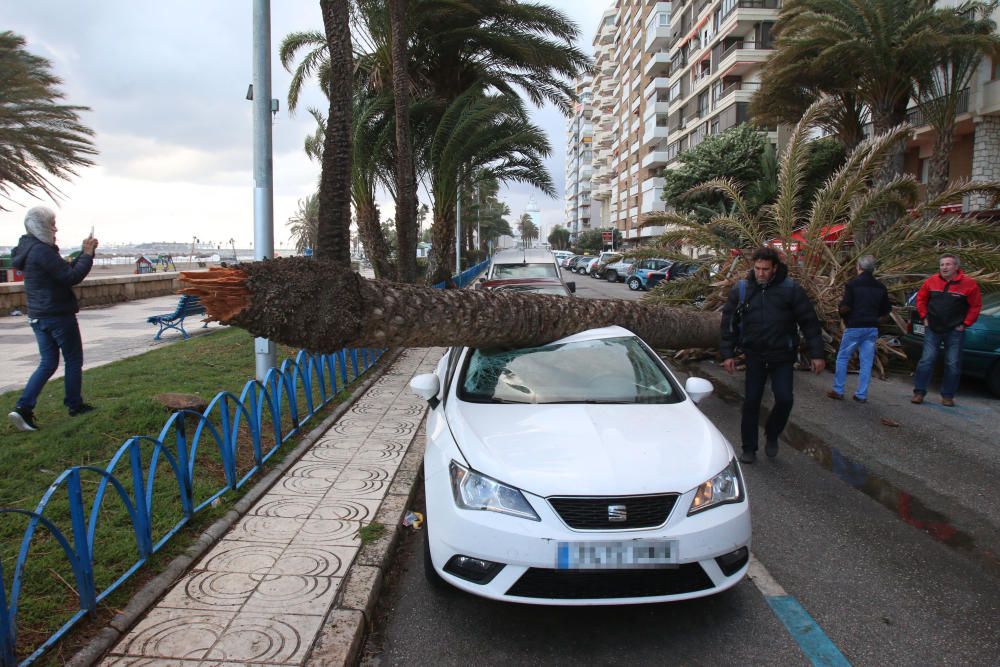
[103,347,441,666]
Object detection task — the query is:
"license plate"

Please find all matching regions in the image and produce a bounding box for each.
[556,540,677,569]
[913,323,925,335]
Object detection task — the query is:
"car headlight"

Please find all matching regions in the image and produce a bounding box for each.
[449,461,540,521]
[688,459,744,515]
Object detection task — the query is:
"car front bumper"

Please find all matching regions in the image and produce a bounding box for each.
[424,466,752,605]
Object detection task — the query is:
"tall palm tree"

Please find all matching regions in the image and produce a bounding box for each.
[758,0,997,175]
[388,0,419,283]
[916,1,1000,199]
[315,0,354,264]
[286,193,320,254]
[0,31,97,211]
[423,89,555,284]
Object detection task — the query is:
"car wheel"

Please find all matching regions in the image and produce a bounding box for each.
[627,277,642,291]
[988,361,1000,398]
[606,270,617,282]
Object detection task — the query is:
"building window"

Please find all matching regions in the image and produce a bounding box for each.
[658,12,669,27]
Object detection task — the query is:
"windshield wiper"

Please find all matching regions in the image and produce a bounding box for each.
[541,400,635,404]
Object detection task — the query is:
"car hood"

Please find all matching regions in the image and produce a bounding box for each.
[444,400,733,498]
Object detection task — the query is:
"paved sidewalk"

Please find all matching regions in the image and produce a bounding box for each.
[0,295,223,395]
[100,347,439,666]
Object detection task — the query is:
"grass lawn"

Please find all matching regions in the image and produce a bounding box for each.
[0,326,382,664]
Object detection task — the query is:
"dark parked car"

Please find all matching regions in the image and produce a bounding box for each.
[646,262,698,290]
[900,291,1000,396]
[480,277,575,296]
[626,258,672,291]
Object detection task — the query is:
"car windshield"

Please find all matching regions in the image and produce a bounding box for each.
[493,263,559,279]
[458,336,680,404]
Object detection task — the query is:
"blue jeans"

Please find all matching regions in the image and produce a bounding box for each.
[17,315,84,411]
[741,357,794,452]
[832,327,878,400]
[913,328,964,398]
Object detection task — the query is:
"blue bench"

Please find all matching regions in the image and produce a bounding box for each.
[147,294,208,340]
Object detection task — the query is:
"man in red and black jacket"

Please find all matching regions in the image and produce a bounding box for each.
[912,254,982,407]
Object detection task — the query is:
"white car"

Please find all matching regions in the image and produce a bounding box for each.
[409,326,751,605]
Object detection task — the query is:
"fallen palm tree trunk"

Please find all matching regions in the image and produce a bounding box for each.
[180,258,721,353]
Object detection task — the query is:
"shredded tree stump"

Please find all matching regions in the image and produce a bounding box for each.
[180,258,722,353]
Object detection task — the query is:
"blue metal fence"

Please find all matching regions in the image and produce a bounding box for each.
[0,261,490,666]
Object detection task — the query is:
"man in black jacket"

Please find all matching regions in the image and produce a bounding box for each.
[8,207,99,432]
[827,255,891,404]
[720,247,825,464]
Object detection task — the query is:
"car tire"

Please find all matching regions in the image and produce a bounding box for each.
[627,277,642,291]
[988,361,1000,398]
[606,270,617,282]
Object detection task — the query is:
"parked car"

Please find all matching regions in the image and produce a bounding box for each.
[646,262,698,290]
[487,248,561,280]
[603,257,635,283]
[409,326,750,604]
[900,291,1000,396]
[560,254,582,268]
[578,257,601,275]
[565,255,591,271]
[480,277,575,296]
[552,250,573,266]
[590,253,622,278]
[626,258,673,291]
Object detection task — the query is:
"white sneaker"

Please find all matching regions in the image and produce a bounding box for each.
[8,408,39,432]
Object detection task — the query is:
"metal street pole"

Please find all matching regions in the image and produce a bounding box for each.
[455,181,462,276]
[252,0,276,379]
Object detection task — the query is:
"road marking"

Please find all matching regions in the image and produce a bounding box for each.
[748,554,852,666]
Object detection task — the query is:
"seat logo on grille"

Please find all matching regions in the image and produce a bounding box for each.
[608,504,627,522]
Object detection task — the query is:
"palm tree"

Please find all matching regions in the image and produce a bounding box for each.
[423,89,555,284]
[0,31,97,211]
[287,193,320,254]
[548,225,570,250]
[916,2,1000,199]
[517,213,538,248]
[757,0,997,173]
[388,0,419,283]
[315,0,354,264]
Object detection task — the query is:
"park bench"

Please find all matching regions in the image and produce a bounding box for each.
[147,294,208,340]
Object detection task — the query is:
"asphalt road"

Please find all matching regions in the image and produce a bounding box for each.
[562,267,645,300]
[358,284,1000,666]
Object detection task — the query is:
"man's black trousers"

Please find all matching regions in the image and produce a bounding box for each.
[741,357,794,453]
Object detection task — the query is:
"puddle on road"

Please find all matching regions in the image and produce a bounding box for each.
[676,361,1000,577]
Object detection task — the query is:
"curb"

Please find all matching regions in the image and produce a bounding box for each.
[304,419,426,666]
[68,348,406,667]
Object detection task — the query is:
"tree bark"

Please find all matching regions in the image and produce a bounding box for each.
[427,207,456,285]
[180,258,721,353]
[389,0,418,284]
[927,122,954,201]
[356,201,395,280]
[868,107,909,240]
[316,0,353,265]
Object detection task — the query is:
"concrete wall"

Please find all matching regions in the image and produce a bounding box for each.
[0,272,182,316]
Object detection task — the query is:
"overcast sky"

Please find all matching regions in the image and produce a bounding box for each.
[0,1,606,249]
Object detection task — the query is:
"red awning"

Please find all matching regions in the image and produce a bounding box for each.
[790,224,848,244]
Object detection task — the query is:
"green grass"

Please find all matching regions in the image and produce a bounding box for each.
[357,521,387,545]
[0,327,380,664]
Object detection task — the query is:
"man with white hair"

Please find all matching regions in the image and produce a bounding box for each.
[827,255,891,403]
[911,254,982,407]
[8,206,99,431]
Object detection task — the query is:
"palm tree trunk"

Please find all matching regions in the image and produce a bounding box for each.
[427,206,456,285]
[180,259,721,353]
[389,0,419,284]
[927,122,955,201]
[356,201,395,280]
[316,0,353,264]
[869,108,909,240]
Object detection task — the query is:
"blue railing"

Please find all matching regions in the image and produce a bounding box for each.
[1,261,488,666]
[0,345,386,666]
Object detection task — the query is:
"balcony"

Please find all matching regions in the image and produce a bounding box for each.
[643,76,671,101]
[907,88,970,128]
[642,118,670,146]
[646,23,672,51]
[642,150,670,169]
[716,40,772,77]
[644,100,671,121]
[644,51,671,78]
[720,0,783,32]
[641,177,667,213]
[712,80,762,107]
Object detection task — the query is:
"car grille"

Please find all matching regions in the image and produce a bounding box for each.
[506,565,713,599]
[548,494,678,530]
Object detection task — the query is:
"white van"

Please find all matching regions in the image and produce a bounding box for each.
[486,248,562,280]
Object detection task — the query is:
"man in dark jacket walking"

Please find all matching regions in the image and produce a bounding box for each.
[911,254,981,407]
[720,247,825,464]
[8,206,99,431]
[827,255,891,403]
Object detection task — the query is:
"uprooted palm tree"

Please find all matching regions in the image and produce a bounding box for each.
[0,31,97,210]
[643,97,1000,374]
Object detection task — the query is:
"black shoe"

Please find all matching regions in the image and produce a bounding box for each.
[765,439,779,459]
[8,407,39,432]
[739,450,756,464]
[69,403,96,417]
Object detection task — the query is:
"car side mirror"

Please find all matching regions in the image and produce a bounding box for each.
[566,281,576,293]
[410,373,442,408]
[685,377,713,404]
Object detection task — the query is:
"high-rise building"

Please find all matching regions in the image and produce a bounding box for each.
[564,77,596,241]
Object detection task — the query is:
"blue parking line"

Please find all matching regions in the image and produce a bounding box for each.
[766,595,851,667]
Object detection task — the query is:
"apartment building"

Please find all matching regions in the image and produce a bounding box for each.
[564,77,596,241]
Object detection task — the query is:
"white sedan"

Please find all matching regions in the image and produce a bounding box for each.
[409,326,751,605]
